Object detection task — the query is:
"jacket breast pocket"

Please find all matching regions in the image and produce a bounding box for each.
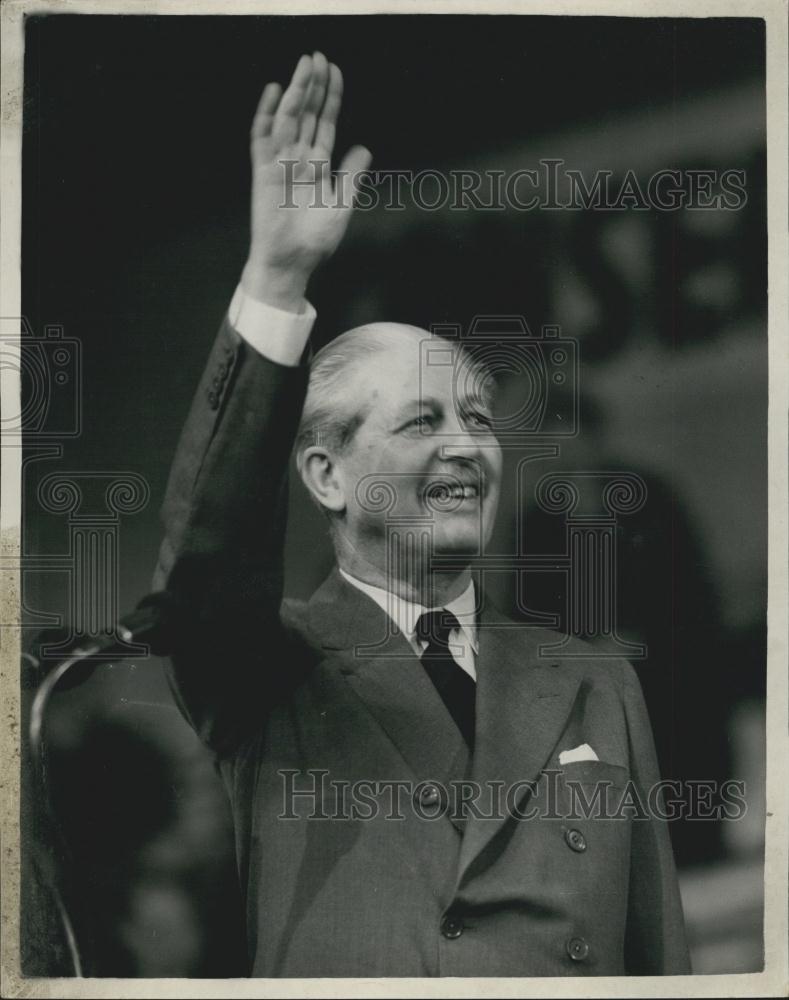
[557,760,630,788]
[556,760,635,825]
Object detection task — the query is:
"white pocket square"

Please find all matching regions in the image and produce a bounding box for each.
[559,743,599,765]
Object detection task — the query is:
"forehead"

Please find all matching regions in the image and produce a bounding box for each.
[354,333,486,407]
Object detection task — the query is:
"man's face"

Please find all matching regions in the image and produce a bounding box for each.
[332,331,502,573]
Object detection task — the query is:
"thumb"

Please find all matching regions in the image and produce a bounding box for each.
[336,145,373,209]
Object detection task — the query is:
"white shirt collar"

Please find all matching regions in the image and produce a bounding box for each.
[338,568,478,655]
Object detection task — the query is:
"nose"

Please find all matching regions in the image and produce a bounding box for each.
[438,410,484,464]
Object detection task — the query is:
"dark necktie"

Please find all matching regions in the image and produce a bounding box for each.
[416,610,476,750]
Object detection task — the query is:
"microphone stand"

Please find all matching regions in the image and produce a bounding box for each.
[26,596,173,976]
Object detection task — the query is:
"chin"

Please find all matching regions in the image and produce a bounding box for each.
[431,527,485,557]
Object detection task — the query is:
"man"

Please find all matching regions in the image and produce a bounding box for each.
[154,51,691,977]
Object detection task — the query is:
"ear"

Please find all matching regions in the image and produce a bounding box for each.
[298,445,347,514]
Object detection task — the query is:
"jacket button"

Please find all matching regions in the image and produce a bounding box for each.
[566,936,589,961]
[418,784,440,807]
[565,828,587,853]
[223,345,234,359]
[217,363,228,379]
[207,391,219,409]
[441,914,464,939]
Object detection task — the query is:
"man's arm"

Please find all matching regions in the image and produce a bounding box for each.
[621,661,692,974]
[152,53,371,754]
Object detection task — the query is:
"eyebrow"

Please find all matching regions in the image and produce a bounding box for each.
[394,393,493,420]
[459,392,493,412]
[396,396,438,416]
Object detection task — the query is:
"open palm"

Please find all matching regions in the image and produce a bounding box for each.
[246,52,372,284]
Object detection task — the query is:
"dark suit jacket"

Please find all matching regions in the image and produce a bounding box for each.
[153,316,691,978]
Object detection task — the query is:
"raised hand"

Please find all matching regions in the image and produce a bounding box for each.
[241,52,372,311]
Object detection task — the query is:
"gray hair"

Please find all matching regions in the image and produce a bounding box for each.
[295,323,427,465]
[294,322,495,479]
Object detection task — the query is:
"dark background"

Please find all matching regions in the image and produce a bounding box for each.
[20,13,766,977]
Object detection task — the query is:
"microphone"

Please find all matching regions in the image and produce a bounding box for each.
[25,591,180,978]
[65,591,179,660]
[28,592,180,756]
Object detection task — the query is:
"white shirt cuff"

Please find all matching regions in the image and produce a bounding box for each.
[228,283,316,367]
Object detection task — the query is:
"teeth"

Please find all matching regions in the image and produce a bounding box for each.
[429,484,479,500]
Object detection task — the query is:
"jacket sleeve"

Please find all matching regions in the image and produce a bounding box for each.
[622,661,692,975]
[152,315,310,754]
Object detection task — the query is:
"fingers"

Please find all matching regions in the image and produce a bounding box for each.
[272,53,314,144]
[315,62,343,156]
[251,52,355,174]
[251,81,283,141]
[337,144,373,207]
[298,51,329,147]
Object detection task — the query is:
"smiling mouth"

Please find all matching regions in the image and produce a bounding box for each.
[425,482,482,503]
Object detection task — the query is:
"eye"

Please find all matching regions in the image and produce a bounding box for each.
[465,410,494,429]
[407,414,435,431]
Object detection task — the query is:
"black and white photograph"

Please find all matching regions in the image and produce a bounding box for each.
[1,1,787,994]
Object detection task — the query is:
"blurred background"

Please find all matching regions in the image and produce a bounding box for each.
[18,13,766,976]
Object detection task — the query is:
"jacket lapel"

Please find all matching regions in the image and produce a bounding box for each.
[306,570,470,789]
[303,570,580,872]
[457,604,582,881]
